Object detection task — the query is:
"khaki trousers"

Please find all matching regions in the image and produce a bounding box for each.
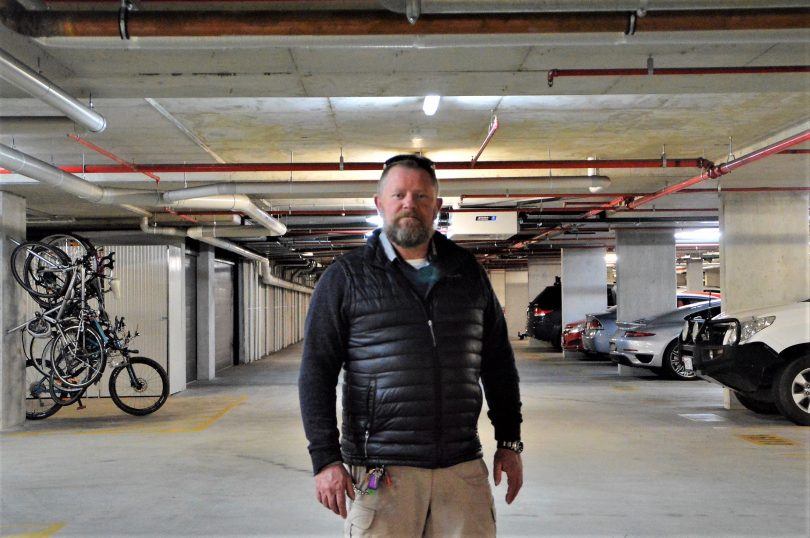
[344,459,496,538]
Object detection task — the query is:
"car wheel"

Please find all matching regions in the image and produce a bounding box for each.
[734,392,779,415]
[772,355,810,426]
[661,339,697,381]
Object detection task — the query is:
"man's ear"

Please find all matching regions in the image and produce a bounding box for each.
[374,195,382,212]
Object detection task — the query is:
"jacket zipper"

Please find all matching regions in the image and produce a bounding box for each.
[363,379,377,460]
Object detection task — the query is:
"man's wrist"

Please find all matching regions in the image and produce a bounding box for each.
[497,440,524,453]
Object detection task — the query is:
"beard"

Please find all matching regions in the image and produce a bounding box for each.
[384,212,434,248]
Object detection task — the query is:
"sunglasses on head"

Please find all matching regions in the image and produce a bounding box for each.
[383,154,436,175]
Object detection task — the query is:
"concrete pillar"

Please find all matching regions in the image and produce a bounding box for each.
[167,245,186,392]
[196,244,216,381]
[561,248,607,358]
[615,229,676,376]
[0,192,26,430]
[720,191,809,312]
[527,257,560,299]
[717,191,809,408]
[686,260,704,292]
[561,248,607,326]
[504,270,528,341]
[488,269,506,307]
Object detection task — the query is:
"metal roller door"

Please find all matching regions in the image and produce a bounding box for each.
[214,259,236,371]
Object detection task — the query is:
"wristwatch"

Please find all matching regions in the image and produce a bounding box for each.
[497,440,524,453]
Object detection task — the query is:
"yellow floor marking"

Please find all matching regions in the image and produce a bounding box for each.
[611,385,638,392]
[0,522,64,538]
[736,434,800,447]
[8,395,247,437]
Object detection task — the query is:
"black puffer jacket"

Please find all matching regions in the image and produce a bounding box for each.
[299,231,521,474]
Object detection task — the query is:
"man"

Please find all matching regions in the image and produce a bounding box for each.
[298,154,523,537]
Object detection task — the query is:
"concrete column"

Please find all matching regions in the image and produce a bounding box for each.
[615,229,676,376]
[561,248,607,358]
[686,260,704,292]
[0,192,26,430]
[504,270,528,341]
[196,244,216,381]
[488,269,506,307]
[527,257,560,299]
[717,191,809,408]
[167,245,186,392]
[720,191,809,312]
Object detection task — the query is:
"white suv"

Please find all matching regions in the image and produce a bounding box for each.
[680,299,810,426]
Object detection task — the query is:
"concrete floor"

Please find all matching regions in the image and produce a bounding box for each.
[1,339,808,538]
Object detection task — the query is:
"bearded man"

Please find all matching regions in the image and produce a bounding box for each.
[298,154,523,537]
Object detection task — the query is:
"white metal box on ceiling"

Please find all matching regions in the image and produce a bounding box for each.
[447,210,518,241]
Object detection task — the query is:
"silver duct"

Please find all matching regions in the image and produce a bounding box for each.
[0,48,106,133]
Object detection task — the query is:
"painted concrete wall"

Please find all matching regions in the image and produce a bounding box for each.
[505,270,529,341]
[561,248,607,326]
[0,193,26,430]
[720,191,810,312]
[528,257,560,300]
[615,229,677,322]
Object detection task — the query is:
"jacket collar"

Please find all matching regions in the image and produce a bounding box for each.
[366,229,463,275]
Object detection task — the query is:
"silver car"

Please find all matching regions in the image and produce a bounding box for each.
[609,301,722,380]
[583,292,721,357]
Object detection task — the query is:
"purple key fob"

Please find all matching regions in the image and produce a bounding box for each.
[368,473,378,490]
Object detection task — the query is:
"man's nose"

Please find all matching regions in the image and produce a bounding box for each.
[400,193,416,207]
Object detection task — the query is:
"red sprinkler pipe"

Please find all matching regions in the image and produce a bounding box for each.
[627,130,810,209]
[67,133,161,184]
[547,65,810,87]
[1,157,708,175]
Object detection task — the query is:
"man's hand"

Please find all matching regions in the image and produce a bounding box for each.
[493,448,523,504]
[314,463,356,519]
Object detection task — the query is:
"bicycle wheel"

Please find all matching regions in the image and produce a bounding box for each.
[109,357,168,416]
[49,369,86,407]
[11,241,71,304]
[50,325,105,389]
[25,330,56,377]
[25,359,61,420]
[41,233,96,264]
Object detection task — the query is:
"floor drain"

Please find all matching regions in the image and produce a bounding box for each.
[737,434,799,447]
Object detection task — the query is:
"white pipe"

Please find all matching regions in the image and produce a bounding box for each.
[0,49,106,133]
[0,143,287,236]
[140,217,311,293]
[161,176,612,201]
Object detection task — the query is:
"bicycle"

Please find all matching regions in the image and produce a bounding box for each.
[10,234,169,419]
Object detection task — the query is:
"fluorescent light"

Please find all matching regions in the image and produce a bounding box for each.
[605,252,617,264]
[422,95,441,116]
[366,215,383,227]
[674,228,720,244]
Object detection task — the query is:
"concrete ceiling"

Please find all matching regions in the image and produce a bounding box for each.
[0,1,808,274]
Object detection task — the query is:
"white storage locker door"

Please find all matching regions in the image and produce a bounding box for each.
[214,259,236,371]
[185,253,198,382]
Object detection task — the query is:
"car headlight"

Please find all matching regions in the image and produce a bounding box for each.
[738,316,775,343]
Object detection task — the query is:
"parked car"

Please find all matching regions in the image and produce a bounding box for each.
[583,292,721,357]
[520,278,615,350]
[562,319,587,352]
[609,301,722,380]
[681,299,810,426]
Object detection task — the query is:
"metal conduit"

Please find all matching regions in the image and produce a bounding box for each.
[0,49,106,133]
[0,142,287,235]
[159,176,611,202]
[6,8,808,37]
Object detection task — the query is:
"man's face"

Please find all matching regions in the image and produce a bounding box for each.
[374,165,442,249]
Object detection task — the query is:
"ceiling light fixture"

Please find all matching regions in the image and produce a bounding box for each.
[423,95,441,116]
